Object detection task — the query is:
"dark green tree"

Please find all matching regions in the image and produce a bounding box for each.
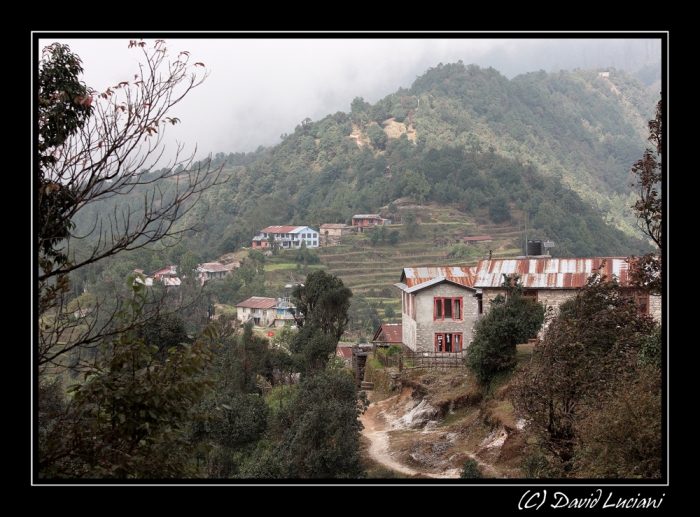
[292,270,352,341]
[244,370,368,479]
[489,194,511,223]
[136,312,190,364]
[460,458,483,479]
[366,123,388,150]
[402,169,431,204]
[402,210,419,237]
[38,276,217,479]
[388,229,400,245]
[465,274,545,384]
[384,305,396,320]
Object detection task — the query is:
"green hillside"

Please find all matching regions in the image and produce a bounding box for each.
[69,62,657,298]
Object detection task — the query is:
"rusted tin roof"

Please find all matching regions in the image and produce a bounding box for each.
[198,262,234,273]
[473,257,632,289]
[259,225,307,234]
[336,346,353,359]
[236,297,279,309]
[373,323,403,343]
[400,266,478,289]
[397,258,633,291]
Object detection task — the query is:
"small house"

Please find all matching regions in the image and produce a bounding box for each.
[320,223,355,244]
[372,323,403,347]
[351,214,390,233]
[197,262,236,285]
[394,266,480,355]
[236,297,279,326]
[236,296,299,327]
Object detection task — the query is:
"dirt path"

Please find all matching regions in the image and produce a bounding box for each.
[360,388,502,479]
[360,391,432,477]
[360,389,466,478]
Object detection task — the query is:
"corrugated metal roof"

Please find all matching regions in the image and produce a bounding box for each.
[473,257,632,289]
[352,214,382,219]
[198,262,234,273]
[400,266,478,289]
[336,346,353,359]
[396,258,633,291]
[373,323,403,343]
[260,225,308,234]
[236,297,279,309]
[320,223,349,229]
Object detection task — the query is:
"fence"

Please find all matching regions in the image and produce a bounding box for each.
[375,349,402,370]
[401,348,466,371]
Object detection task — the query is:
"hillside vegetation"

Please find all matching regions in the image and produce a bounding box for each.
[71,63,657,272]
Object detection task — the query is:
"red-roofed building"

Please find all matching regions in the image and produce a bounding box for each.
[236,296,299,327]
[372,323,403,347]
[251,225,320,249]
[351,214,390,233]
[336,345,353,366]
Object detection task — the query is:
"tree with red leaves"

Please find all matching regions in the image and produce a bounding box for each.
[629,97,662,295]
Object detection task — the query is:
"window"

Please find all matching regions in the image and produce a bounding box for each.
[638,295,649,315]
[434,297,462,321]
[621,289,649,315]
[435,333,462,353]
[524,289,538,302]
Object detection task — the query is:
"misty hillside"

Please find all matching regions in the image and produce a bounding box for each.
[72,62,658,262]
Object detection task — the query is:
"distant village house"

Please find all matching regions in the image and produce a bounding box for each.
[251,225,320,249]
[134,266,181,287]
[197,262,237,285]
[351,214,391,233]
[236,296,299,327]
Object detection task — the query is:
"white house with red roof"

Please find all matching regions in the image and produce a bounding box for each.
[251,225,320,249]
[236,296,299,327]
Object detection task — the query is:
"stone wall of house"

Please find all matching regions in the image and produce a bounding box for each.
[401,311,417,352]
[413,283,479,354]
[481,289,662,337]
[649,294,662,322]
[481,289,574,315]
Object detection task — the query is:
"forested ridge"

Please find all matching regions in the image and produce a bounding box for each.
[72,61,657,263]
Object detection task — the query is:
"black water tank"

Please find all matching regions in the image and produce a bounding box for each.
[527,240,543,256]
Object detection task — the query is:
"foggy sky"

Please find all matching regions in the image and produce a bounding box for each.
[37,34,663,167]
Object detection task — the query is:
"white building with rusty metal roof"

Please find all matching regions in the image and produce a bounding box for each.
[394,257,661,354]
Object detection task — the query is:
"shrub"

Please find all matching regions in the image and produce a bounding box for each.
[460,459,482,479]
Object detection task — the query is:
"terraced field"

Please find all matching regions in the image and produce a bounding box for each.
[313,213,525,298]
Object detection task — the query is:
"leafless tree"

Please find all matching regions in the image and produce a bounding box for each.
[37,39,228,374]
